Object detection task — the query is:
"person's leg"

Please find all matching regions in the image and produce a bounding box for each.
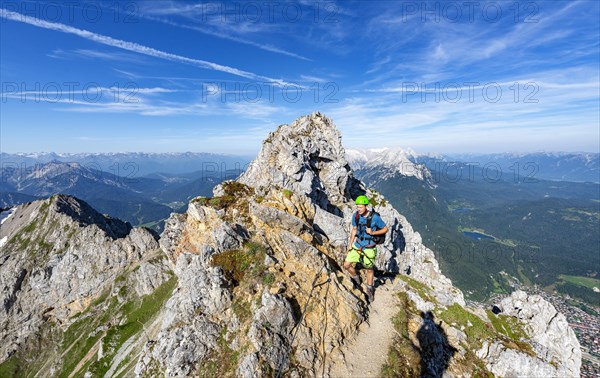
[364,248,377,302]
[344,250,362,289]
[343,261,357,276]
[366,268,374,286]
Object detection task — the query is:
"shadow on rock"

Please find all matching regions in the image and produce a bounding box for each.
[417,311,457,378]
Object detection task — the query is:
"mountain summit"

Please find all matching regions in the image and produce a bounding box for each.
[0,113,581,377]
[239,112,359,211]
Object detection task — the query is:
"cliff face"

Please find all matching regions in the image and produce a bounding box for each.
[0,113,581,377]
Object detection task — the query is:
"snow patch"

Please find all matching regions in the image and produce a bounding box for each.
[1,208,16,225]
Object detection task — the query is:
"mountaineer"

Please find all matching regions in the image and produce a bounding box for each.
[344,195,389,303]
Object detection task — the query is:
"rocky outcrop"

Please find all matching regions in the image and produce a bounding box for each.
[0,194,164,363]
[238,112,462,306]
[238,112,357,212]
[483,290,582,377]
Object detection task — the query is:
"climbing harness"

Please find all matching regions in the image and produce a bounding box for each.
[351,244,378,270]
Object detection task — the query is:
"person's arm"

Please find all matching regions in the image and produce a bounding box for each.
[367,225,388,236]
[366,214,388,235]
[348,226,357,250]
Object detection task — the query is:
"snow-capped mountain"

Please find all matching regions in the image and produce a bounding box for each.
[346,147,434,186]
[345,149,599,184]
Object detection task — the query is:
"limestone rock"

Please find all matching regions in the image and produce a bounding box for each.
[247,291,295,372]
[498,290,581,377]
[0,194,160,360]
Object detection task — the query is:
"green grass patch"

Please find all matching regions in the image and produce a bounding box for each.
[0,354,23,377]
[262,272,275,286]
[559,274,600,290]
[232,297,252,323]
[439,304,492,347]
[211,242,269,286]
[87,275,177,376]
[58,296,121,377]
[486,311,528,341]
[222,181,254,197]
[282,189,293,199]
[398,275,437,304]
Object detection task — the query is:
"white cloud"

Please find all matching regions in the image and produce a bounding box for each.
[138,13,311,61]
[47,48,146,63]
[1,9,294,86]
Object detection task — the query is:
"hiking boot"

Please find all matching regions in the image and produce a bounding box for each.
[366,285,375,303]
[350,275,362,290]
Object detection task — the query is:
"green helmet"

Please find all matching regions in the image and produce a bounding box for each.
[355,195,369,205]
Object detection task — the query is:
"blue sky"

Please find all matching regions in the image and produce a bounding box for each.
[1,0,599,155]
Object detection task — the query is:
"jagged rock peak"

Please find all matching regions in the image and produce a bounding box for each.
[238,112,361,211]
[0,194,134,243]
[51,194,133,239]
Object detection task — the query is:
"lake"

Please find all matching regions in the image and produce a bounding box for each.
[452,208,472,213]
[463,231,496,241]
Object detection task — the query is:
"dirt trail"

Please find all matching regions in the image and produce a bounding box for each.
[328,278,401,377]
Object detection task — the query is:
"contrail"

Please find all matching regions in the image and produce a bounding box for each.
[1,8,292,86]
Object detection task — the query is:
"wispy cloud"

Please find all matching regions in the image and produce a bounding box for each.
[0,8,293,86]
[323,64,599,153]
[3,84,285,119]
[299,75,330,83]
[47,48,146,63]
[139,13,311,61]
[360,0,595,86]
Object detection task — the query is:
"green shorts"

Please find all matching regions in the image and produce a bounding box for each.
[345,247,377,269]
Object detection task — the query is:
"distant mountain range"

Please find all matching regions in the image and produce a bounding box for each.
[0,152,252,176]
[2,150,597,237]
[0,153,251,231]
[346,149,599,184]
[430,152,599,184]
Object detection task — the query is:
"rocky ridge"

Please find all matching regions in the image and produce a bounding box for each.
[0,194,171,375]
[0,112,581,377]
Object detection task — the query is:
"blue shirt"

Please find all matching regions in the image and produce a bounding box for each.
[352,211,386,248]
